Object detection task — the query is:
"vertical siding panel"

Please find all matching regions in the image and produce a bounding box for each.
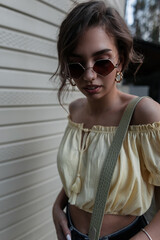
[0,0,75,239]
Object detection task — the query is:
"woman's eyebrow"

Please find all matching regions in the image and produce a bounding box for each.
[70,49,112,58]
[92,49,112,57]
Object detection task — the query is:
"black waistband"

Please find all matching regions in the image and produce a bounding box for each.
[66,205,148,240]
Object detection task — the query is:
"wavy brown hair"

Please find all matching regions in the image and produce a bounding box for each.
[53,0,143,104]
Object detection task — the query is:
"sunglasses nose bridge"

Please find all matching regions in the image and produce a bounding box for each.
[83,66,97,81]
[79,64,94,77]
[85,66,94,72]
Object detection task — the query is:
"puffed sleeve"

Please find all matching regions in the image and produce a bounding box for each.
[139,122,160,186]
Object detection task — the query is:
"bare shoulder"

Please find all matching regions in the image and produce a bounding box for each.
[133,97,160,125]
[69,98,86,121]
[69,98,85,113]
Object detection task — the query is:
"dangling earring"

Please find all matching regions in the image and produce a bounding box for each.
[115,71,123,83]
[69,78,76,86]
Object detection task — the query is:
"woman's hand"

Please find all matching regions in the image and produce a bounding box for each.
[53,204,71,240]
[52,188,71,240]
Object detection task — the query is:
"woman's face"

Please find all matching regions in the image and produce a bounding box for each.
[68,26,122,100]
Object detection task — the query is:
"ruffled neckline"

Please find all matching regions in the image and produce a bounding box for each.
[68,116,160,133]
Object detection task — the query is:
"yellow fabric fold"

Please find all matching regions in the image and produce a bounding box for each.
[57,119,160,216]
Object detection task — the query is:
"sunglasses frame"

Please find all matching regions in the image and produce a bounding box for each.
[68,58,119,79]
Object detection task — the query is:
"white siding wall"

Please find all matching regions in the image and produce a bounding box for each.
[0,1,126,240]
[0,0,81,239]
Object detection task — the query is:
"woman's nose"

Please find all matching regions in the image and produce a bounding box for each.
[83,67,97,82]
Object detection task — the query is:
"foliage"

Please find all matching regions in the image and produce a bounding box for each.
[130,0,160,43]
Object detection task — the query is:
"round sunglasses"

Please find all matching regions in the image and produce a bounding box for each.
[68,59,119,79]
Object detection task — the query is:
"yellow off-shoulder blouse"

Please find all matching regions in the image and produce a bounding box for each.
[57,117,160,216]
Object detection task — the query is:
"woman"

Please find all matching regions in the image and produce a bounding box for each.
[52,1,160,239]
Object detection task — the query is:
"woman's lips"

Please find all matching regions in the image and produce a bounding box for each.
[83,85,102,94]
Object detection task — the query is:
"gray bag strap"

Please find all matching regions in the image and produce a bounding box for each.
[88,97,144,240]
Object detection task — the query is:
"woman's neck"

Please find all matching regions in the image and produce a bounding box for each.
[86,90,122,115]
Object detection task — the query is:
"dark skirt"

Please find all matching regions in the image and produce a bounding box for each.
[66,205,148,240]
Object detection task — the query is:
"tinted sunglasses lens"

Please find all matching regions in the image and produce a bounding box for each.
[68,63,84,79]
[93,59,115,76]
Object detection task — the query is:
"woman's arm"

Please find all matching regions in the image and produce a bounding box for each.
[131,98,160,239]
[52,188,71,240]
[130,210,160,240]
[130,187,160,240]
